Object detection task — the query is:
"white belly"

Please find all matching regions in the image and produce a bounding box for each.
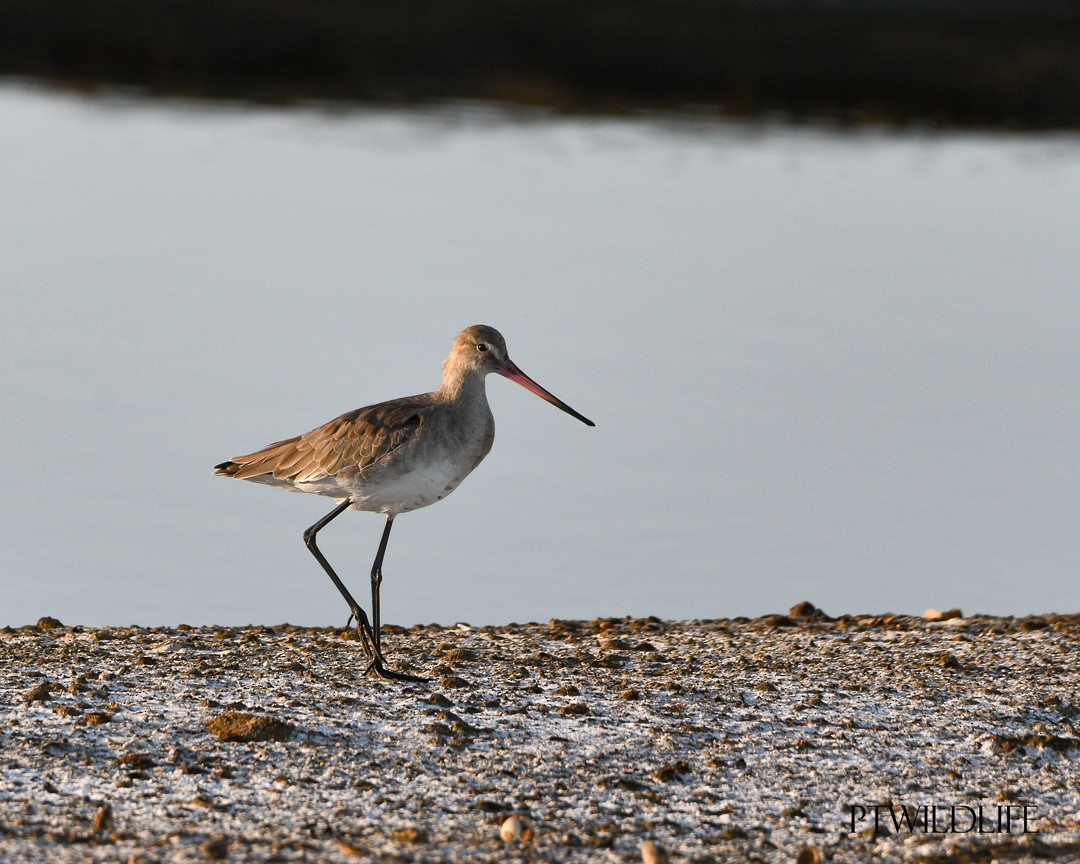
[343,456,474,515]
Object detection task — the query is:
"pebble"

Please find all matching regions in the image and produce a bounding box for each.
[788,601,829,620]
[500,814,533,843]
[923,608,963,621]
[390,826,427,844]
[199,835,229,859]
[92,803,113,835]
[206,712,294,742]
[23,681,53,702]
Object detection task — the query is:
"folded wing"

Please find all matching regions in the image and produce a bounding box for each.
[214,398,427,485]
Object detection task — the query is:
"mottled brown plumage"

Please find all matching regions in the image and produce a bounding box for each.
[213,325,594,681]
[216,399,436,508]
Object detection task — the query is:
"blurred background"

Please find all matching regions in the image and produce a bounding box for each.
[2,0,1079,628]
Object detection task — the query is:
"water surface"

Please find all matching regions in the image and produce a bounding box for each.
[3,85,1079,627]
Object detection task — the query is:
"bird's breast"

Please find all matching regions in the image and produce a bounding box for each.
[350,408,494,515]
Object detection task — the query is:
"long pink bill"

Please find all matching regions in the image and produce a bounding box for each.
[497,358,595,427]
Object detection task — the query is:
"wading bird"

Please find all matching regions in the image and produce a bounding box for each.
[214,325,594,681]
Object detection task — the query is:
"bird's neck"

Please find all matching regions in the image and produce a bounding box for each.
[437,367,489,406]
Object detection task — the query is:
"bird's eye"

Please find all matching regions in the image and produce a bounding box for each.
[476,343,489,352]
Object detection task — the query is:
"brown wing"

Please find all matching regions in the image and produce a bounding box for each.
[215,396,430,484]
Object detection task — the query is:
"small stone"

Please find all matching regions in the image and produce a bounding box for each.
[207,712,294,742]
[120,752,155,770]
[641,840,668,864]
[92,803,113,835]
[85,712,113,725]
[441,648,477,664]
[434,710,480,735]
[651,761,691,782]
[557,702,590,716]
[592,652,628,669]
[337,839,366,857]
[200,835,229,859]
[390,826,426,844]
[924,608,963,621]
[500,814,533,843]
[24,682,54,702]
[439,676,471,690]
[788,601,828,620]
[795,847,822,864]
[36,616,64,629]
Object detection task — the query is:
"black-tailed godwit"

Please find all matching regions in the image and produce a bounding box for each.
[214,325,594,681]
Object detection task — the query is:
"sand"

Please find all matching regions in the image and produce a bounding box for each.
[2,607,1079,863]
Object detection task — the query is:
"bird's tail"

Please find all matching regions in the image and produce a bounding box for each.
[212,434,306,480]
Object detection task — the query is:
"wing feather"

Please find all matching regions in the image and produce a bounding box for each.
[217,396,430,485]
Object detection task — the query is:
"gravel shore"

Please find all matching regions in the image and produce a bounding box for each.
[2,608,1079,863]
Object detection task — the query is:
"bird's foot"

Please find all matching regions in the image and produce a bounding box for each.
[352,616,426,683]
[363,658,428,684]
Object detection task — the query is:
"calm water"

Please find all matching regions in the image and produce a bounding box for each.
[3,84,1079,628]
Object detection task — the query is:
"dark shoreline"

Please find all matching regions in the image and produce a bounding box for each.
[3,0,1080,130]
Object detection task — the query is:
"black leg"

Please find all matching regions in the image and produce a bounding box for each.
[370,516,394,654]
[302,502,424,684]
[303,501,377,657]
